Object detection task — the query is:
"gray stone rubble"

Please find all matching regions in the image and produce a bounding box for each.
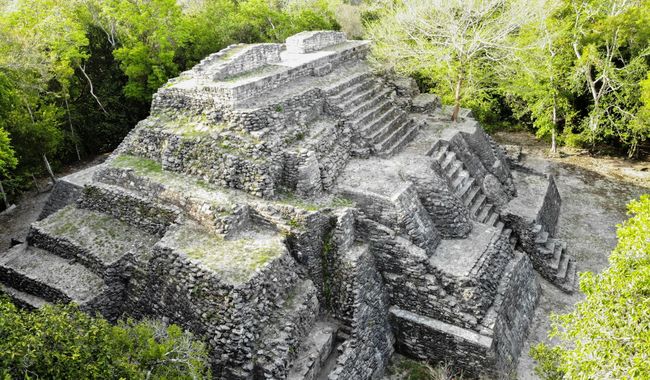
[1,31,577,379]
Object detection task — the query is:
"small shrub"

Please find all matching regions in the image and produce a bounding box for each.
[0,297,211,379]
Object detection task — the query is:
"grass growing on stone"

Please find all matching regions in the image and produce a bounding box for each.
[386,357,463,380]
[37,206,159,263]
[113,155,163,176]
[169,222,284,284]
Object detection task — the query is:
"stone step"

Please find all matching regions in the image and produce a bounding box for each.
[458,178,476,199]
[556,252,572,281]
[28,206,159,279]
[550,241,567,270]
[361,106,400,134]
[486,212,499,227]
[535,230,549,244]
[350,99,394,129]
[286,321,338,380]
[254,279,320,379]
[0,283,50,310]
[432,143,450,162]
[378,121,419,157]
[440,151,457,171]
[0,244,108,306]
[477,203,493,223]
[339,83,384,110]
[343,88,393,119]
[464,186,481,207]
[325,72,374,99]
[446,160,463,181]
[451,170,470,191]
[374,118,412,152]
[470,194,487,217]
[367,111,408,145]
[557,261,578,293]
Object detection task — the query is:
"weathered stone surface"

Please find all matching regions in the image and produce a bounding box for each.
[0,31,576,379]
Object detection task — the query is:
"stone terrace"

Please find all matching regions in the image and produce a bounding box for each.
[1,31,575,379]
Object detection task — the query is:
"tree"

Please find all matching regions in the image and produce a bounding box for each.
[89,0,191,101]
[568,0,650,155]
[0,296,211,379]
[502,0,575,153]
[532,195,650,379]
[367,0,541,122]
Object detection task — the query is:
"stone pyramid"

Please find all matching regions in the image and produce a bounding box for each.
[0,31,577,379]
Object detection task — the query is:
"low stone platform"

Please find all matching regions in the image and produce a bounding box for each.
[0,31,574,379]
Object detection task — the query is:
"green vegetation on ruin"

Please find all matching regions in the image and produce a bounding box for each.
[0,296,210,379]
[113,155,163,176]
[170,222,284,284]
[39,205,158,261]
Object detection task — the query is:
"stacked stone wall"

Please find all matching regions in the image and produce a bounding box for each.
[399,159,472,238]
[328,245,394,379]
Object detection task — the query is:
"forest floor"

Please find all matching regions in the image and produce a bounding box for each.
[492,132,649,379]
[0,154,108,251]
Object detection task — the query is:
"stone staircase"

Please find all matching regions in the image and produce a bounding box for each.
[532,224,577,293]
[430,142,501,227]
[326,74,418,157]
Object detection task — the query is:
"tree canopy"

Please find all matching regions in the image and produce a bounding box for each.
[0,296,210,379]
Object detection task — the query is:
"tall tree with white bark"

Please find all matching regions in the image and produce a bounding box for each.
[366,0,541,122]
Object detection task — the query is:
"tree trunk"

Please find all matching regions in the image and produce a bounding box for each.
[43,154,56,184]
[65,97,82,161]
[0,180,8,210]
[31,174,42,193]
[551,103,558,154]
[451,74,463,123]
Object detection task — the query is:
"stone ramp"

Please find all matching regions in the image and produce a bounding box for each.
[0,244,108,307]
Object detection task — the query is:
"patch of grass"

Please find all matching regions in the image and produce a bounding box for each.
[172,223,284,284]
[394,359,461,380]
[329,197,354,208]
[113,155,162,175]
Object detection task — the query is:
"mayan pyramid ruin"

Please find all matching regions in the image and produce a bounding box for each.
[0,31,577,379]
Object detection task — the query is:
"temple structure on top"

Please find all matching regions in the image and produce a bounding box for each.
[0,31,576,379]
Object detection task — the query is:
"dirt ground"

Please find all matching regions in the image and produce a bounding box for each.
[0,154,108,251]
[494,132,649,379]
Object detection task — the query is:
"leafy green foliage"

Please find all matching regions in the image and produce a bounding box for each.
[0,296,210,379]
[532,195,650,379]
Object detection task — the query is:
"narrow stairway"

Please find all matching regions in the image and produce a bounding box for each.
[533,224,577,293]
[430,142,501,227]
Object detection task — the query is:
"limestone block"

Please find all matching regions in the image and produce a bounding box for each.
[194,43,282,81]
[286,31,347,53]
[411,93,441,114]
